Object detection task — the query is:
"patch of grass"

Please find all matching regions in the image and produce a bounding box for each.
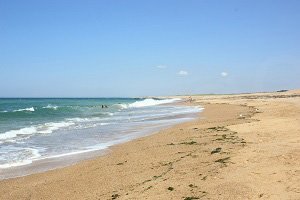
[207,127,217,130]
[180,141,197,145]
[188,184,197,188]
[153,175,162,179]
[142,179,151,184]
[111,194,120,199]
[180,153,192,159]
[215,157,230,163]
[214,133,240,142]
[184,197,199,200]
[167,187,174,191]
[116,160,127,165]
[145,186,153,191]
[211,147,222,154]
[207,126,228,132]
[161,162,172,166]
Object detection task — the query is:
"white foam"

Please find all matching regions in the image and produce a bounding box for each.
[104,112,114,116]
[40,141,117,160]
[67,117,102,123]
[66,112,113,124]
[0,122,74,141]
[115,103,128,109]
[42,104,58,110]
[114,98,181,110]
[40,148,100,159]
[128,98,181,108]
[0,127,37,140]
[38,122,74,134]
[0,148,41,169]
[99,123,110,126]
[0,160,33,169]
[13,107,35,112]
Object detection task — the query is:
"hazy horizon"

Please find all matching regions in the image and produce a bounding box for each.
[1,0,300,97]
[0,88,296,98]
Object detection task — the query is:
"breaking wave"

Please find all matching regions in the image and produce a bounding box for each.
[115,98,181,109]
[42,104,58,110]
[13,107,35,112]
[0,122,74,141]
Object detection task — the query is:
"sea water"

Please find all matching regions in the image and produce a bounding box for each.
[0,98,202,176]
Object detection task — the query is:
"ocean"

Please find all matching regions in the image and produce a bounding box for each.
[0,98,202,177]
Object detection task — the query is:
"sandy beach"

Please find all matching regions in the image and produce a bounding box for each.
[0,90,299,200]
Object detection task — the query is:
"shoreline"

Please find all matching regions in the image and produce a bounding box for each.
[0,102,201,180]
[0,90,299,199]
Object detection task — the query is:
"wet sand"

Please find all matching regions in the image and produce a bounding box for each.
[0,90,299,199]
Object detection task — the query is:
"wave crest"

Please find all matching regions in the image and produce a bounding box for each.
[42,104,58,110]
[13,107,35,112]
[114,98,181,110]
[129,98,181,108]
[0,122,74,141]
[0,127,37,140]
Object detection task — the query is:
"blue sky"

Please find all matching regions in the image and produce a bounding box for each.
[0,0,300,97]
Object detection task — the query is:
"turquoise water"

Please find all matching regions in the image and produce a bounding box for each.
[0,98,202,170]
[0,98,136,133]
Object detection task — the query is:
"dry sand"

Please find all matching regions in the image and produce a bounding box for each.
[0,90,299,199]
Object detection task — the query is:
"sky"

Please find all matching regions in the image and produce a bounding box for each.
[0,0,300,97]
